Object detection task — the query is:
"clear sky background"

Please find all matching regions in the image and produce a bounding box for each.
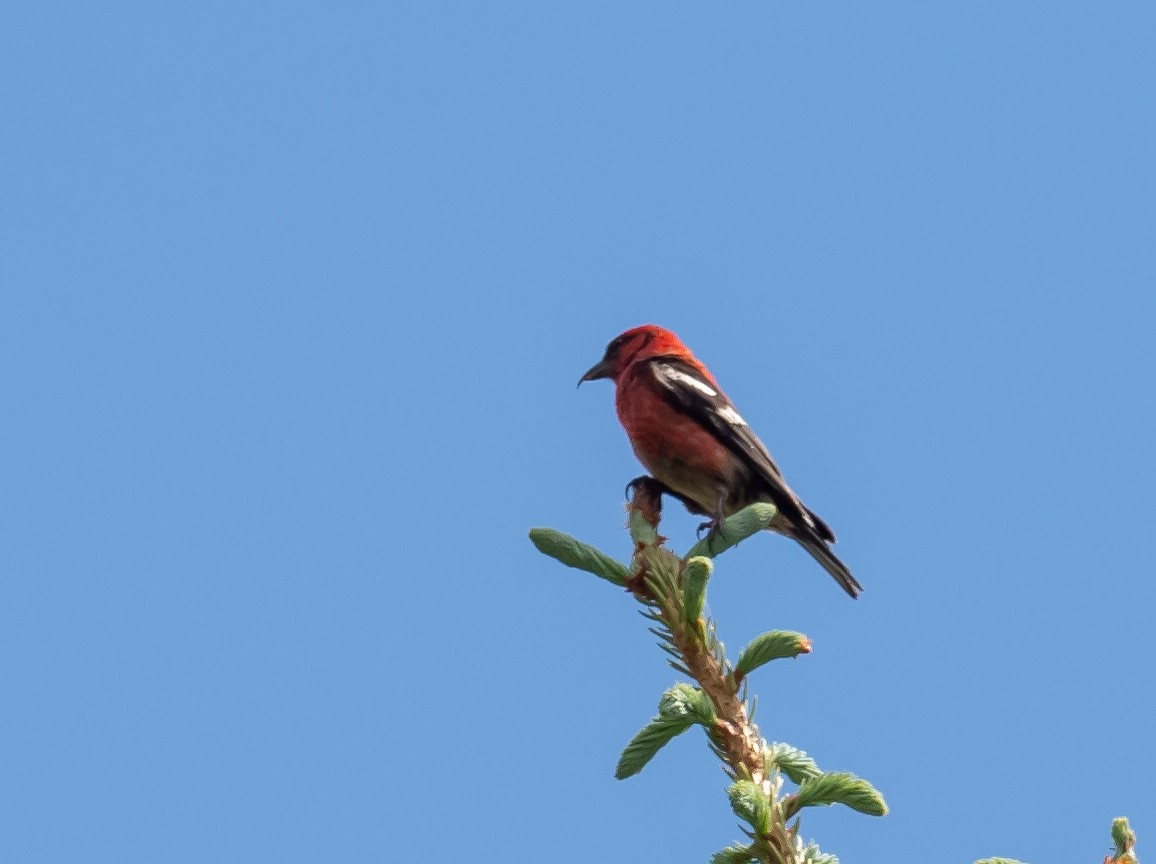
[3,3,1154,862]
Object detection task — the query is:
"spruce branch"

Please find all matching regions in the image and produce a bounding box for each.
[971,816,1139,863]
[1108,817,1139,864]
[530,477,885,863]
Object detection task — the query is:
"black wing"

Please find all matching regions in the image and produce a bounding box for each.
[645,357,835,542]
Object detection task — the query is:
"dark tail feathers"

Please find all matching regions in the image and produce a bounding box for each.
[796,533,862,599]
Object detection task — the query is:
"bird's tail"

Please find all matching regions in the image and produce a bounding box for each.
[797,534,862,599]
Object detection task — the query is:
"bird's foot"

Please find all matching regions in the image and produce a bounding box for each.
[696,492,729,543]
[625,475,649,499]
[625,475,673,500]
[695,516,727,541]
[625,476,668,529]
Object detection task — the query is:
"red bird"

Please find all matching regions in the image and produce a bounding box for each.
[579,324,861,598]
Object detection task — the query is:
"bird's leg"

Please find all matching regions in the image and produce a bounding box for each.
[696,490,729,540]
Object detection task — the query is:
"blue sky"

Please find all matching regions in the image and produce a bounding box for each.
[3,2,1154,862]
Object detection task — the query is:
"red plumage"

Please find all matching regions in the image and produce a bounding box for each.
[579,324,861,598]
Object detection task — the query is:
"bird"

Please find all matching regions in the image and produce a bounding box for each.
[578,324,861,598]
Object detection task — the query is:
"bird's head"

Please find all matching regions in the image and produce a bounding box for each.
[578,324,686,386]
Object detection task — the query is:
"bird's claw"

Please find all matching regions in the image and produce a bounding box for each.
[625,476,668,528]
[697,493,729,542]
[696,515,727,541]
[625,475,675,500]
[624,475,651,499]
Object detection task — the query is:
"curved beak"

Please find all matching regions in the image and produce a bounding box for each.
[577,356,614,387]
